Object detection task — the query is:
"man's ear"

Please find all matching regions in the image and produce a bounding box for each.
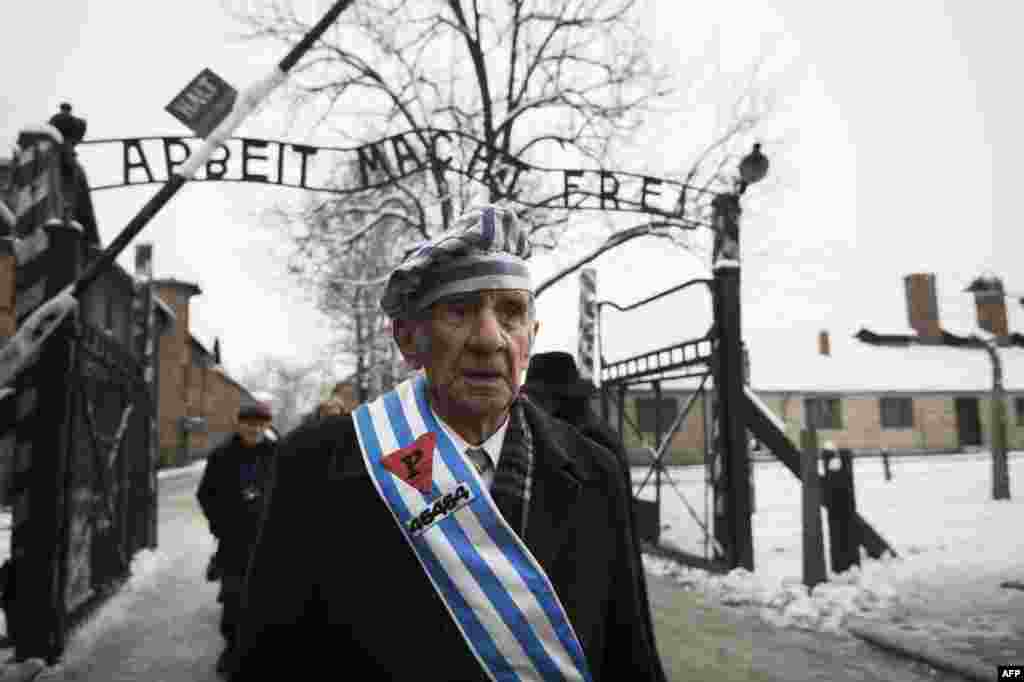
[393,318,425,369]
[528,320,540,354]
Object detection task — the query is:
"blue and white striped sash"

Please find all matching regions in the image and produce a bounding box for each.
[353,374,592,682]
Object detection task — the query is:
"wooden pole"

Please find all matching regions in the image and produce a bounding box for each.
[800,428,827,589]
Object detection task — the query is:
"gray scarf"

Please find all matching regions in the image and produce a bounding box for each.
[490,398,535,537]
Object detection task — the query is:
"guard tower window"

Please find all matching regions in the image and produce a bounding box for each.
[879,397,914,429]
[804,396,843,430]
[636,397,679,437]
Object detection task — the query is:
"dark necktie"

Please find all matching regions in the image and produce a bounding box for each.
[465,447,493,486]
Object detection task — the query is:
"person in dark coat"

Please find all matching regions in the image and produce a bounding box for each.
[232,205,664,681]
[523,350,666,682]
[522,352,630,480]
[196,399,276,676]
[298,379,358,429]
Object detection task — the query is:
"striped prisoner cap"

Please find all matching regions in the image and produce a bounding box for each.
[381,205,532,319]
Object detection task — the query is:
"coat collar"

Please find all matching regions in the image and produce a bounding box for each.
[520,396,594,485]
[518,397,596,571]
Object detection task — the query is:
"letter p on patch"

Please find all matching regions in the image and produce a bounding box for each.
[382,432,437,494]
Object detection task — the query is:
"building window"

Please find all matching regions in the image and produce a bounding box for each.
[1016,397,1024,426]
[804,397,843,430]
[636,397,679,436]
[879,397,914,429]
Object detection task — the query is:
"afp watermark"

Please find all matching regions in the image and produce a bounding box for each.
[999,665,1024,679]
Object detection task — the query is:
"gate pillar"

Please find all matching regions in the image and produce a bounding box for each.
[712,258,754,571]
[10,219,84,662]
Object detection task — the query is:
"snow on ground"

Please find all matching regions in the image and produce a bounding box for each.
[58,548,173,661]
[158,459,207,480]
[639,451,1024,636]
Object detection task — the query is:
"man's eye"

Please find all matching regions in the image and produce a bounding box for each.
[499,305,526,322]
[441,304,470,322]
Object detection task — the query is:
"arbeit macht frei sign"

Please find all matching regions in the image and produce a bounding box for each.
[77,128,714,224]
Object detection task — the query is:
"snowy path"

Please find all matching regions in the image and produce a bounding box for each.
[645,574,970,682]
[639,451,1024,669]
[46,468,224,681]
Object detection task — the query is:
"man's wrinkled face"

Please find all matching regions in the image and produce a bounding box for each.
[398,289,539,424]
[237,418,271,447]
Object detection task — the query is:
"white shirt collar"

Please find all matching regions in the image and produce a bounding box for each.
[430,406,509,472]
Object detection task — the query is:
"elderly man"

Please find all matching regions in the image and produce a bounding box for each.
[197,398,277,676]
[232,206,664,681]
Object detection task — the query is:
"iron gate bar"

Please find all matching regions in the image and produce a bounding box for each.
[598,277,714,314]
[601,336,714,383]
[79,385,131,560]
[598,276,714,384]
[608,376,720,555]
[75,326,153,408]
[610,368,711,388]
[634,372,710,495]
[76,324,147,382]
[645,456,723,557]
[625,380,723,556]
[703,385,713,560]
[654,381,663,524]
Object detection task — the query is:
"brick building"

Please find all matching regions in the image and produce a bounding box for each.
[610,332,1024,465]
[153,278,255,464]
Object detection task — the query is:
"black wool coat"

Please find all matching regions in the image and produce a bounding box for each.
[540,402,667,682]
[196,435,276,579]
[232,399,664,681]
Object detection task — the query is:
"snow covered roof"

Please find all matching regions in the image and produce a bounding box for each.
[606,308,1024,394]
[748,329,1024,393]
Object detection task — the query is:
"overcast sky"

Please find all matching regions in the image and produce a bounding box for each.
[3,0,1021,395]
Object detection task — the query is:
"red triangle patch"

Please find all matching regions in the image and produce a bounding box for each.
[381,432,437,494]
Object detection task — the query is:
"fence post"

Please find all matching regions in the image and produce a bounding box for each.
[133,243,159,550]
[825,447,861,573]
[839,448,861,571]
[800,428,827,589]
[10,219,83,663]
[713,260,754,571]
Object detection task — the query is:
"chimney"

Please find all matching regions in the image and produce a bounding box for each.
[904,273,942,338]
[967,276,1008,337]
[818,330,831,357]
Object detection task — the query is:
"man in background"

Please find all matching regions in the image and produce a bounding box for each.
[523,350,665,682]
[197,398,277,677]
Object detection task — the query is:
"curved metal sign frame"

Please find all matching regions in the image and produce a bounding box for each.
[78,128,723,228]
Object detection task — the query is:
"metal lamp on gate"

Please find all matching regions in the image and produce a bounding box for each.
[712,143,769,262]
[737,143,769,195]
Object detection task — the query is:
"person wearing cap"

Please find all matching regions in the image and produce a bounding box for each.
[523,351,665,682]
[232,205,664,681]
[522,351,631,481]
[196,398,276,677]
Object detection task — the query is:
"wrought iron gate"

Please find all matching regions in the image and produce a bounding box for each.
[2,129,159,662]
[597,276,729,572]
